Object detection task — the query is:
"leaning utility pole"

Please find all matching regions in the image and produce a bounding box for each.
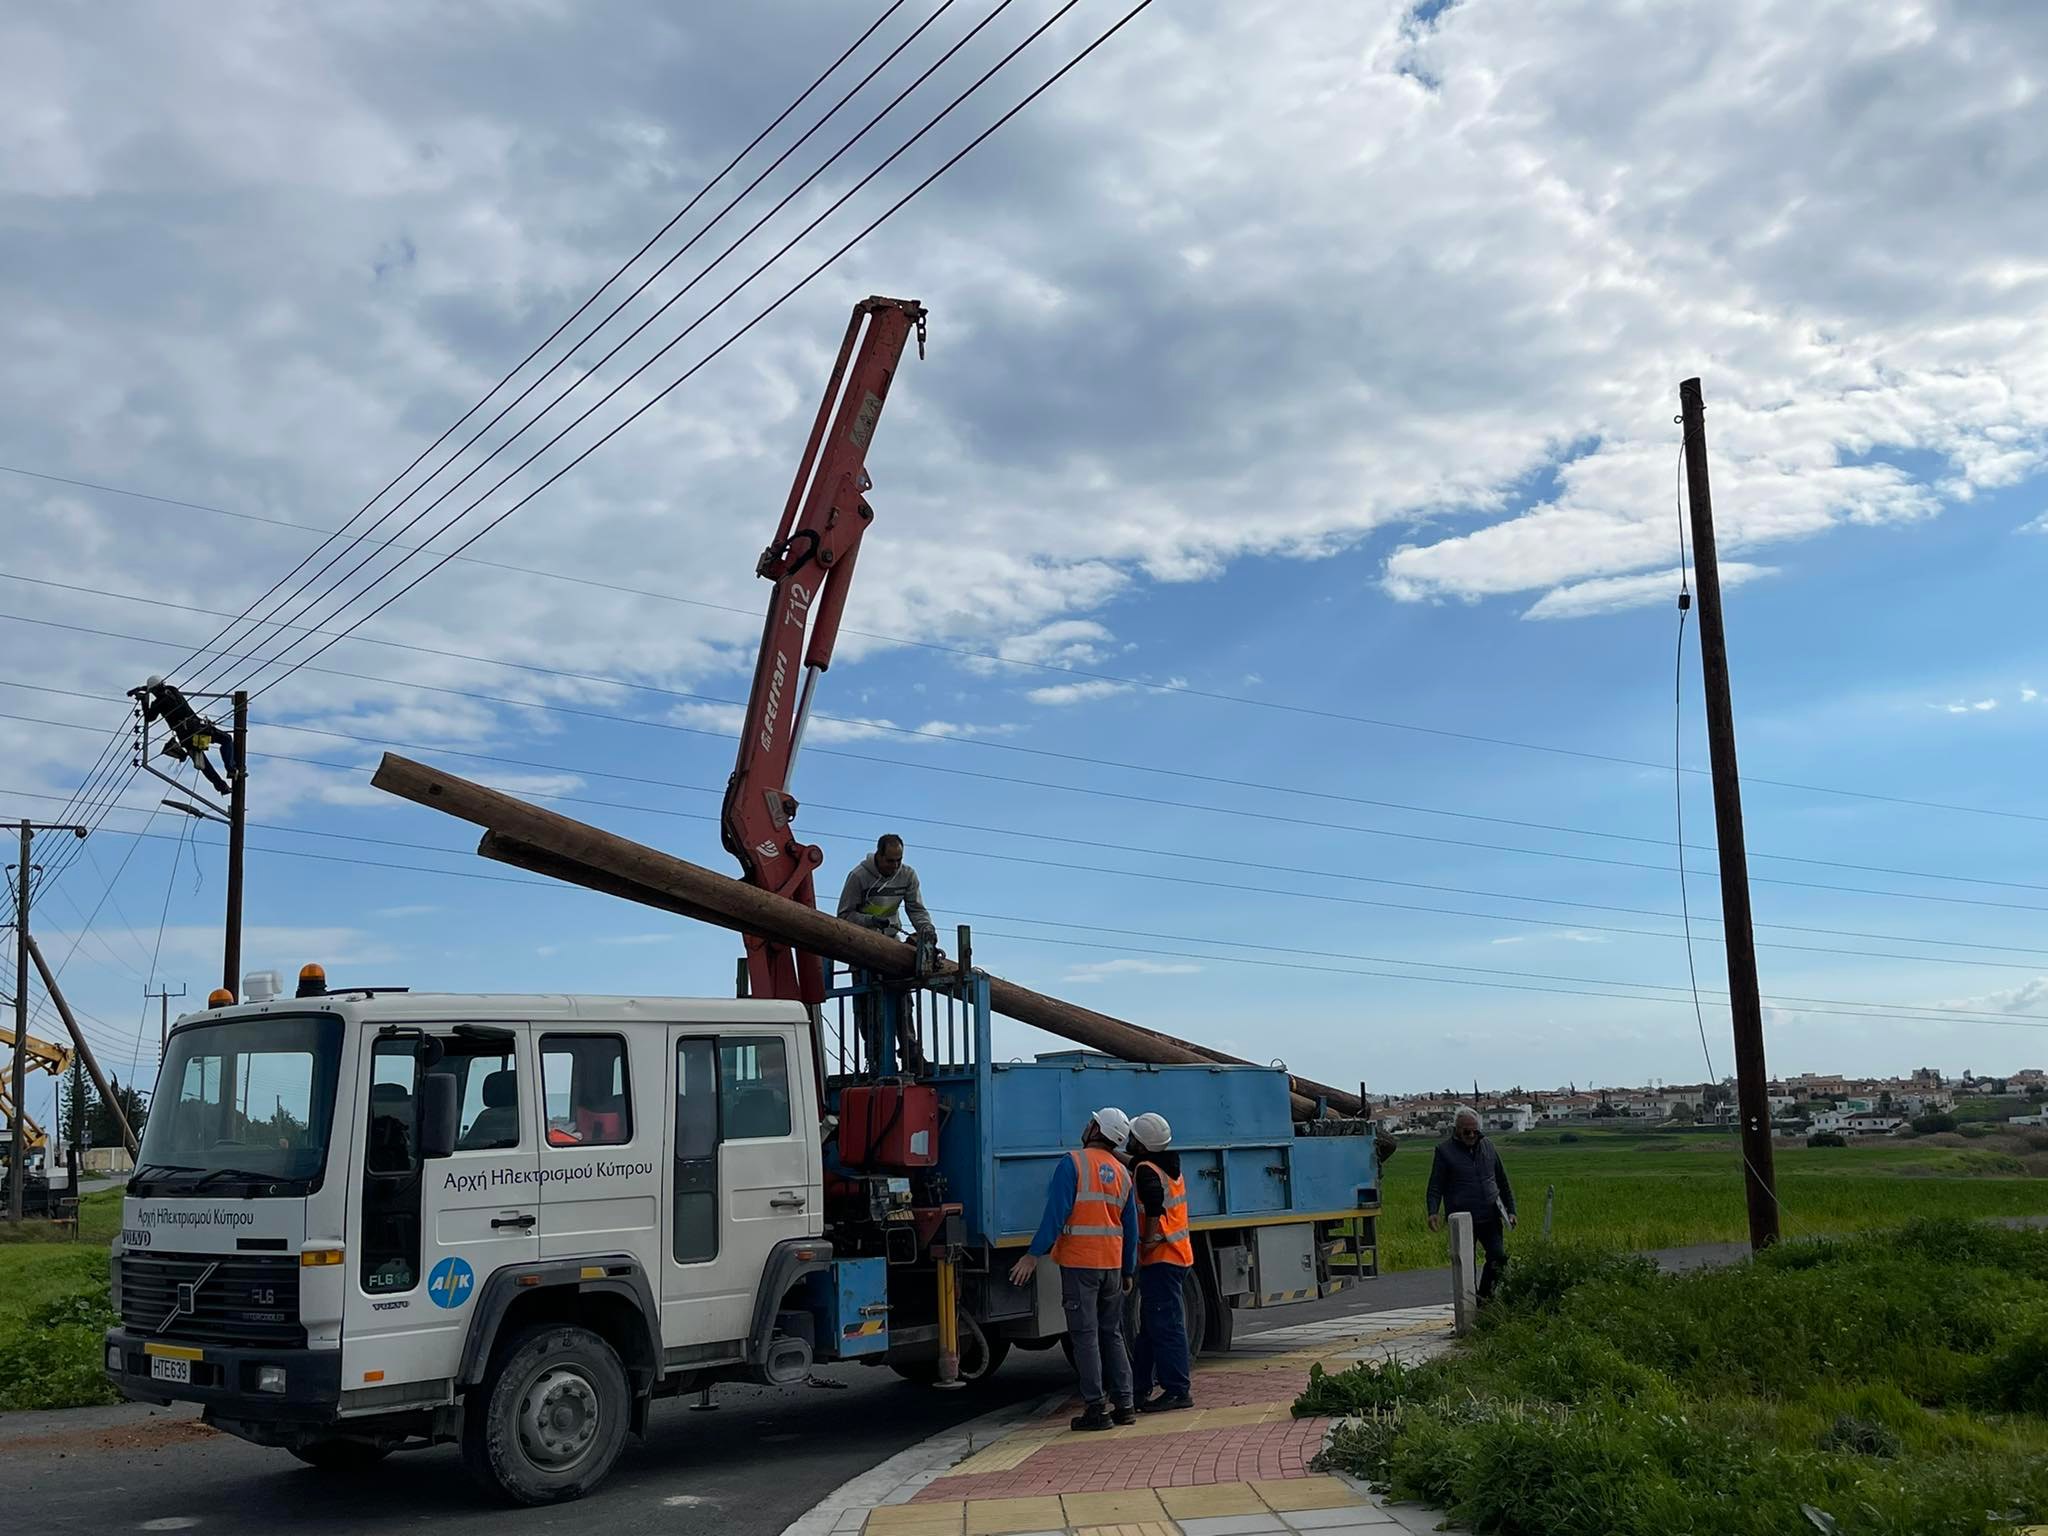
[146,982,188,1054]
[1678,377,1780,1250]
[223,689,249,998]
[8,818,87,1221]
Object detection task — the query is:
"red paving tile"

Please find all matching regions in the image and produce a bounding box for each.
[910,1418,1332,1502]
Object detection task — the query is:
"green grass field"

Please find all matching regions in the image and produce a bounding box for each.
[1371,1127,2048,1273]
[0,1191,125,1411]
[1305,1221,2048,1535]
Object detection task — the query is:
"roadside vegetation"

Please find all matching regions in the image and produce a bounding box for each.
[1373,1126,2048,1272]
[0,1190,124,1411]
[1302,1220,2048,1535]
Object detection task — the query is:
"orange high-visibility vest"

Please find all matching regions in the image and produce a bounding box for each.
[1051,1148,1130,1269]
[1136,1160,1194,1266]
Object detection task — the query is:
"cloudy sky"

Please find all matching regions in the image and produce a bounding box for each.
[4,0,2047,1131]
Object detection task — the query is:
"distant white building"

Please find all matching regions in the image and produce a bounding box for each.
[1481,1104,1536,1135]
[2008,1112,2048,1129]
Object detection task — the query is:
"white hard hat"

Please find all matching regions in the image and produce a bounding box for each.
[1129,1112,1172,1151]
[1090,1107,1132,1149]
[146,675,164,688]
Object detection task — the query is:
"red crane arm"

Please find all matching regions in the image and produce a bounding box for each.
[721,296,925,1004]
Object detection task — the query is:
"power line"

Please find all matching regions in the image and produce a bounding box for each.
[166,1,914,689]
[10,465,2038,833]
[189,0,986,695]
[10,697,2046,917]
[239,0,1154,706]
[14,773,2042,972]
[45,809,2048,1034]
[8,628,2047,905]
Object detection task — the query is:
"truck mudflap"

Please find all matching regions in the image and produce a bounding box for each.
[746,1237,836,1382]
[105,1328,344,1425]
[456,1255,662,1391]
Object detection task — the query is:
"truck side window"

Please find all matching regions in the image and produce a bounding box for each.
[361,1039,422,1294]
[674,1038,719,1264]
[540,1034,632,1148]
[452,1041,519,1152]
[719,1037,791,1140]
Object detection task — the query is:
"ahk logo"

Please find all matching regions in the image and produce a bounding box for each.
[426,1256,475,1309]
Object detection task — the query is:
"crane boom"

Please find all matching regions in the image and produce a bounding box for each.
[721,296,925,1003]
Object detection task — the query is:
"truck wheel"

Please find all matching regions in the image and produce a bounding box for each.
[290,1439,390,1472]
[1180,1267,1208,1363]
[461,1324,631,1505]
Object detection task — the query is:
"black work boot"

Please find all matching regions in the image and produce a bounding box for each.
[1111,1403,1138,1426]
[1140,1393,1194,1413]
[1070,1404,1113,1432]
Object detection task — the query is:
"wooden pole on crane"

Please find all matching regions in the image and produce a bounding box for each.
[26,935,137,1157]
[372,754,1340,1119]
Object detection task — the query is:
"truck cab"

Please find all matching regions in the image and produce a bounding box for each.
[109,989,830,1502]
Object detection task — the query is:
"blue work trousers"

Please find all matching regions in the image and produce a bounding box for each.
[1130,1262,1192,1400]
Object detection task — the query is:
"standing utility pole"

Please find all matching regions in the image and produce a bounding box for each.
[1678,377,1780,1250]
[223,689,249,998]
[147,982,188,1054]
[7,818,87,1221]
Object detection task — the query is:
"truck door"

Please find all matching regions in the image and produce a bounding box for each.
[343,1025,540,1390]
[533,1029,662,1276]
[660,1026,818,1352]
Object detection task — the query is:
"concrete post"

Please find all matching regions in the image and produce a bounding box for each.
[1448,1212,1477,1335]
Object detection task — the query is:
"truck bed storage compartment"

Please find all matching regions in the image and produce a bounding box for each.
[839,1084,940,1169]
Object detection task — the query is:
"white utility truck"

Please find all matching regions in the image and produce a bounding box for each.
[106,976,1383,1503]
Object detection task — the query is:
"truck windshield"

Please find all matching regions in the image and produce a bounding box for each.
[132,1014,344,1197]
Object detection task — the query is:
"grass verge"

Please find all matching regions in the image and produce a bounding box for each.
[1302,1220,2048,1535]
[0,1190,125,1411]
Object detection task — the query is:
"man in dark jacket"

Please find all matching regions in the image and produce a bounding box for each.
[131,676,235,795]
[1425,1107,1517,1300]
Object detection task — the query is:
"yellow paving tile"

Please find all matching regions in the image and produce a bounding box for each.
[1252,1476,1369,1513]
[1061,1490,1168,1525]
[1200,1403,1279,1427]
[866,1502,967,1532]
[1074,1524,1179,1536]
[948,1438,1047,1476]
[1159,1482,1268,1517]
[963,1494,1070,1533]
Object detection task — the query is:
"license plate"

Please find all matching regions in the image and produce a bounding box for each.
[150,1355,192,1384]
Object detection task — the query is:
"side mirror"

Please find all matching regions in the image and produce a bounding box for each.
[420,1072,460,1160]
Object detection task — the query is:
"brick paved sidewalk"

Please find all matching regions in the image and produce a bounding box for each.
[838,1305,1459,1536]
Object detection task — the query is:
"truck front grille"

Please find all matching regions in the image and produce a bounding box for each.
[118,1251,304,1347]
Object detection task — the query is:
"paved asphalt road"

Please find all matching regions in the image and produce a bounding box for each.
[0,1246,1749,1536]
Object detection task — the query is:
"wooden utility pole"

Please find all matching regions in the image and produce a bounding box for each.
[372,754,1344,1119]
[223,690,249,998]
[7,819,87,1220]
[147,982,188,1054]
[27,935,138,1157]
[1678,377,1780,1250]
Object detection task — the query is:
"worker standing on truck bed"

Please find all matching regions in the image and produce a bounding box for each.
[1426,1106,1517,1300]
[1008,1108,1139,1431]
[1126,1111,1195,1412]
[838,834,940,1074]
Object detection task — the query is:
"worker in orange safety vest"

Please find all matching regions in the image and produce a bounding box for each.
[1008,1107,1139,1430]
[1126,1111,1195,1411]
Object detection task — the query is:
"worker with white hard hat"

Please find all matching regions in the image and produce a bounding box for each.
[1009,1107,1138,1430]
[1125,1112,1195,1411]
[127,674,237,796]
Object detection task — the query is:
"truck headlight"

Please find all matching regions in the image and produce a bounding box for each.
[106,1345,123,1372]
[256,1366,288,1394]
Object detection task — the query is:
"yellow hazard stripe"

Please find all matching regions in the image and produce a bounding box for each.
[143,1342,204,1361]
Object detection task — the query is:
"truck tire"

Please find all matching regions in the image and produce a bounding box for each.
[290,1439,390,1472]
[461,1323,632,1505]
[1128,1269,1207,1363]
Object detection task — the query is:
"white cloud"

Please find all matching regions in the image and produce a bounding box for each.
[2019,514,2048,535]
[1025,679,1131,707]
[1490,931,1610,946]
[1938,976,2048,1016]
[1932,698,2000,715]
[1522,563,1775,622]
[2023,686,2039,704]
[1063,957,1204,984]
